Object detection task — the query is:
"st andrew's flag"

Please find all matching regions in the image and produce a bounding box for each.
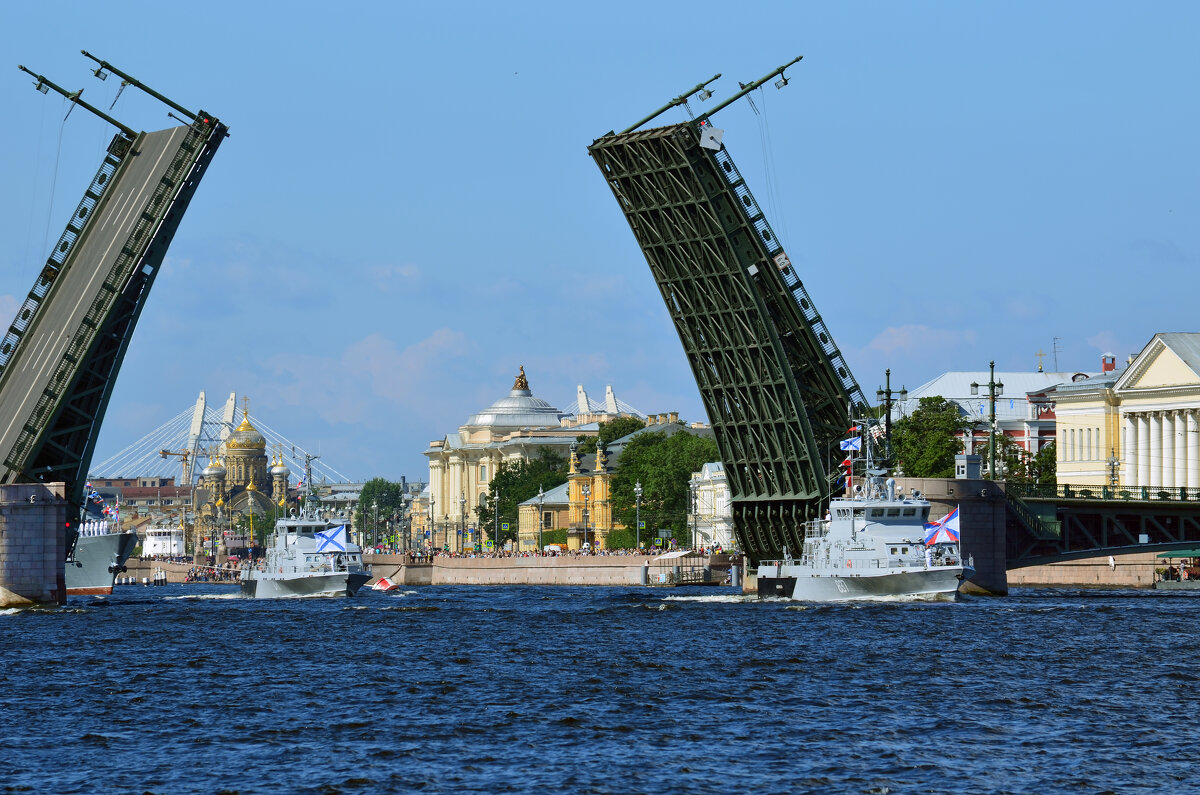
[923,507,960,546]
[314,524,347,553]
[839,436,862,452]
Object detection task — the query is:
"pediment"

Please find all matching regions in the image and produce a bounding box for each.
[1118,337,1200,391]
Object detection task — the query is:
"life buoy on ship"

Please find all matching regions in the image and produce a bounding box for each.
[279,567,283,573]
[846,560,851,568]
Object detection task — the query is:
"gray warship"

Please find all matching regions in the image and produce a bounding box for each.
[65,520,137,596]
[758,432,973,601]
[239,456,370,598]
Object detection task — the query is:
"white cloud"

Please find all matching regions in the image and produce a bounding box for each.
[867,324,977,355]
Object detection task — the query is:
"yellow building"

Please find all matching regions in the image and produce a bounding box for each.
[423,368,644,552]
[1055,333,1200,490]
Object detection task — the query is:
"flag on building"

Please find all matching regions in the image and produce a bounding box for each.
[923,507,960,546]
[314,524,347,552]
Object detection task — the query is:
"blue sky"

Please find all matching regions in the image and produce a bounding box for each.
[1,2,1196,482]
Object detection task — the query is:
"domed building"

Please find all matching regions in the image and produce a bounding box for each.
[195,398,292,538]
[422,367,643,551]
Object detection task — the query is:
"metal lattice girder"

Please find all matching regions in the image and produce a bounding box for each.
[590,122,865,561]
[0,116,226,512]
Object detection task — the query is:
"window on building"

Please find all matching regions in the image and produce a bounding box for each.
[480,464,487,480]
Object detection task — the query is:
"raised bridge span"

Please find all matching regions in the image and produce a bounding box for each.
[1,53,225,534]
[589,61,1200,579]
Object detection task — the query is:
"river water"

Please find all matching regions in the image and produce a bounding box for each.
[1,584,1195,793]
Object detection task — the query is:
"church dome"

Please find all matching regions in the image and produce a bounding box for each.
[465,367,566,429]
[203,458,226,478]
[270,456,291,478]
[226,412,266,451]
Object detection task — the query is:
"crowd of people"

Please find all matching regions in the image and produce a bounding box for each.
[379,544,734,562]
[182,566,239,583]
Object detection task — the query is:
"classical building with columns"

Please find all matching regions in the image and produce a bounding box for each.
[423,368,645,551]
[1054,333,1200,490]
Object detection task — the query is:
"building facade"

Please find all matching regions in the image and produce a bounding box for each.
[1055,334,1200,490]
[688,462,734,550]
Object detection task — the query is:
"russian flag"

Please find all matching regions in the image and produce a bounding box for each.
[923,507,960,546]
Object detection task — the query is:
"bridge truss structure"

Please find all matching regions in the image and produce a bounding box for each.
[0,53,226,519]
[589,60,875,562]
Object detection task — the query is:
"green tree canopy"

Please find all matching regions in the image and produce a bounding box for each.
[478,447,568,545]
[610,430,719,537]
[977,438,1058,484]
[354,477,408,534]
[891,396,973,478]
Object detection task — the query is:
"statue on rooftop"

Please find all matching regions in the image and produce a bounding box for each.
[514,365,529,391]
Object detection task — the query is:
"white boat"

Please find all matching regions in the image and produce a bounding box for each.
[141,520,185,557]
[239,512,371,598]
[757,476,973,601]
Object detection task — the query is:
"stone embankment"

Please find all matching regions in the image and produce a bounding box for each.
[124,554,737,588]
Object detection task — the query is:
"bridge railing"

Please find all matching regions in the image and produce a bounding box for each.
[1007,483,1200,503]
[0,141,128,376]
[1003,490,1061,540]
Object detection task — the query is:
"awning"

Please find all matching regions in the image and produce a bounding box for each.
[1156,549,1200,559]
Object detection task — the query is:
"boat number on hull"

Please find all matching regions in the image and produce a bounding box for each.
[835,579,849,594]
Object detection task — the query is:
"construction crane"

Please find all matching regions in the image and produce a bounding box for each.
[160,448,194,484]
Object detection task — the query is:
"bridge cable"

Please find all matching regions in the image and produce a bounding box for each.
[40,102,69,263]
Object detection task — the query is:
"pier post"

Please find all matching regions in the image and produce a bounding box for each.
[0,483,68,607]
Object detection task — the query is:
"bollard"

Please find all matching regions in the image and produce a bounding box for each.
[640,563,648,586]
[142,577,148,585]
[731,558,742,589]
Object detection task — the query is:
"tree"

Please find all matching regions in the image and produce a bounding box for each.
[355,477,407,544]
[978,438,1058,485]
[610,430,719,537]
[478,447,568,545]
[574,415,648,456]
[891,396,973,478]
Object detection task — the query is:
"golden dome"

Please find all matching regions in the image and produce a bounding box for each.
[226,406,266,450]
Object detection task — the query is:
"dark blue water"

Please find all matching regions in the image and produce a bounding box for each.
[2,585,1197,793]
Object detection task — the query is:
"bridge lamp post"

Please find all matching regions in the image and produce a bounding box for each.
[634,481,643,551]
[428,497,435,553]
[971,361,1004,480]
[459,493,466,553]
[582,483,590,550]
[875,368,907,455]
[690,481,699,550]
[372,501,378,551]
[537,485,545,552]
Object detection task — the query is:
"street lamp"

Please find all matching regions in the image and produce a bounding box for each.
[428,496,435,553]
[372,501,378,551]
[971,360,1005,480]
[875,368,908,457]
[459,492,466,553]
[536,485,545,552]
[689,481,698,550]
[634,480,643,551]
[581,482,590,550]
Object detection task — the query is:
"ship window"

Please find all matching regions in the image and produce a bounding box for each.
[886,508,900,517]
[921,509,929,521]
[902,547,909,554]
[890,547,898,555]
[902,508,916,516]
[870,509,883,518]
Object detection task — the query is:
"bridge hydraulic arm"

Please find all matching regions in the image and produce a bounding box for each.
[617,73,722,135]
[80,50,201,122]
[16,65,135,138]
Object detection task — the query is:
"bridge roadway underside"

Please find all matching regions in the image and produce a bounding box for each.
[1011,497,1200,566]
[0,126,189,473]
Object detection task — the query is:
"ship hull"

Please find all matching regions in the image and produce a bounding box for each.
[65,532,137,595]
[760,565,964,601]
[240,571,371,599]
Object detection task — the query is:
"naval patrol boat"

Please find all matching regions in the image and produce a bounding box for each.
[239,457,370,598]
[757,434,973,601]
[239,510,370,598]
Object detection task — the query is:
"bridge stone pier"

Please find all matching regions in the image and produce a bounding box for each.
[0,483,68,607]
[896,477,1008,595]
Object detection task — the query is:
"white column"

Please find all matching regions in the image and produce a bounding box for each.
[1189,411,1200,492]
[1149,412,1162,487]
[1163,413,1176,488]
[1138,414,1151,488]
[1175,411,1188,491]
[1124,413,1137,486]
